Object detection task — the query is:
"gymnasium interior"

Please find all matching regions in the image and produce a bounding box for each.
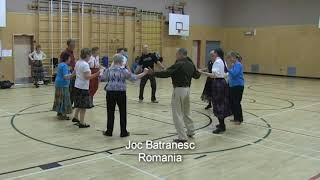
[0,0,320,179]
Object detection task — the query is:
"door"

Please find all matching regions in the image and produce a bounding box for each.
[192,40,201,68]
[14,35,33,83]
[205,41,221,65]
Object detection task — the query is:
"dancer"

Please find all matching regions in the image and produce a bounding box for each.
[102,54,149,137]
[111,48,128,68]
[88,47,100,107]
[200,58,214,109]
[28,45,46,88]
[151,48,200,143]
[60,39,76,106]
[138,44,165,103]
[131,56,140,73]
[72,48,100,128]
[52,53,74,120]
[199,48,232,134]
[226,51,244,125]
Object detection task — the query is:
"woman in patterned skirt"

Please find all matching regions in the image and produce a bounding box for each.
[200,59,214,109]
[52,53,74,120]
[199,48,232,134]
[29,45,46,88]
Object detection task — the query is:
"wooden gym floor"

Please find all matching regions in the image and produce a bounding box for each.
[0,74,320,180]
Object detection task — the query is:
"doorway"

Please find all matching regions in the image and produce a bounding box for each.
[205,41,221,65]
[13,35,34,83]
[192,40,201,68]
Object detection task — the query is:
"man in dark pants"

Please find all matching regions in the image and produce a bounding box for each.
[60,39,76,106]
[138,45,165,103]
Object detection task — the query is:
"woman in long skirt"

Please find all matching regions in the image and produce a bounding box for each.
[88,47,100,107]
[200,59,214,109]
[29,45,46,88]
[199,48,232,134]
[52,53,74,120]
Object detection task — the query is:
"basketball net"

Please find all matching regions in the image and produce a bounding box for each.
[180,35,187,40]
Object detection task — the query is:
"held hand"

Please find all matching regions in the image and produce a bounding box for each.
[143,68,149,74]
[147,68,154,75]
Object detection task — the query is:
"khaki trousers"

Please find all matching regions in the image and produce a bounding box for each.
[171,87,195,140]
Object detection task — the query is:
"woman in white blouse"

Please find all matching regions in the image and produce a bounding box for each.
[88,47,100,107]
[199,48,232,134]
[29,45,47,88]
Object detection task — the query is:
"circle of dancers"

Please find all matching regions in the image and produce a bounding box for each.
[49,39,244,142]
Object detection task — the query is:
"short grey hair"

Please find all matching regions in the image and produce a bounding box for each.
[112,54,124,64]
[67,39,75,46]
[177,48,188,57]
[226,51,238,58]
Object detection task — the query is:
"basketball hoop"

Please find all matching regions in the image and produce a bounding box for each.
[177,29,181,34]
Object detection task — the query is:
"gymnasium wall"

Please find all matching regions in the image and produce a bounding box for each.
[222,0,320,78]
[0,0,224,82]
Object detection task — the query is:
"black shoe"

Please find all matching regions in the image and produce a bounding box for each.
[173,139,188,143]
[79,123,90,128]
[72,118,80,123]
[205,104,212,110]
[212,128,225,134]
[188,135,194,138]
[103,131,112,137]
[187,133,195,138]
[58,115,70,120]
[120,132,130,137]
[151,100,159,103]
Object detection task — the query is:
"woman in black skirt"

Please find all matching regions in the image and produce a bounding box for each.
[200,59,214,109]
[199,48,232,134]
[29,45,46,88]
[71,48,100,128]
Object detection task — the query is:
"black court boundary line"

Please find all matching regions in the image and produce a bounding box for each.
[2,83,307,176]
[244,72,320,80]
[120,110,272,156]
[1,104,212,176]
[190,92,295,111]
[9,102,192,154]
[247,85,320,99]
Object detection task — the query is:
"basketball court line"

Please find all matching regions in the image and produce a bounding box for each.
[202,131,320,161]
[229,128,320,154]
[128,99,320,138]
[0,109,15,116]
[3,86,320,179]
[5,131,210,180]
[5,149,164,180]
